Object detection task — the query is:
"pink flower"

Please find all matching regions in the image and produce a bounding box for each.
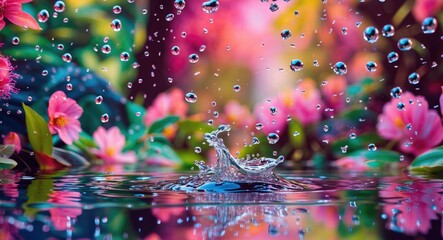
[335,156,369,171]
[48,191,82,231]
[222,100,255,128]
[413,0,443,22]
[91,126,137,164]
[3,132,21,153]
[282,79,323,126]
[48,91,83,145]
[321,75,347,113]
[0,54,19,99]
[254,97,288,134]
[377,92,443,155]
[440,86,443,116]
[143,88,187,126]
[0,0,41,30]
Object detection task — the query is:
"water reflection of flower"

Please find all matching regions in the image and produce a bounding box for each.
[48,191,82,231]
[380,178,442,236]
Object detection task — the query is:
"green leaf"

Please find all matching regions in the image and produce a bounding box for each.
[0,145,15,158]
[347,150,402,168]
[22,103,53,156]
[146,142,181,164]
[148,115,180,134]
[409,148,443,174]
[0,158,17,169]
[126,102,146,126]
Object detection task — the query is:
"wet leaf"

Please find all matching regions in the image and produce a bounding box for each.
[0,158,18,169]
[148,115,180,134]
[22,103,53,156]
[409,148,443,174]
[0,144,15,158]
[52,147,90,167]
[35,152,70,171]
[348,150,401,168]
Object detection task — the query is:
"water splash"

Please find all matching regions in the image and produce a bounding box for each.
[149,125,315,192]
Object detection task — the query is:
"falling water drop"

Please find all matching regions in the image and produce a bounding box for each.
[95,96,103,104]
[387,52,399,63]
[363,26,379,43]
[382,24,395,37]
[171,46,180,55]
[11,37,20,45]
[194,147,202,153]
[290,59,304,71]
[332,61,347,75]
[112,5,122,14]
[408,72,420,85]
[270,106,277,116]
[101,114,109,123]
[62,53,72,62]
[397,102,405,110]
[267,133,280,144]
[120,52,130,61]
[368,143,377,151]
[38,10,50,23]
[281,29,291,39]
[188,53,199,63]
[202,0,219,14]
[233,85,241,92]
[165,13,174,21]
[269,3,279,12]
[101,45,111,54]
[110,19,122,31]
[255,123,263,130]
[397,38,412,51]
[174,0,186,10]
[53,1,66,12]
[421,17,437,34]
[365,61,377,72]
[390,87,402,98]
[185,92,197,103]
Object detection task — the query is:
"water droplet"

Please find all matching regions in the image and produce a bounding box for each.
[363,26,379,43]
[42,70,48,76]
[256,123,263,130]
[252,137,260,145]
[349,133,357,139]
[101,113,109,123]
[390,87,402,98]
[174,0,186,10]
[365,61,377,72]
[387,51,399,63]
[38,9,50,23]
[62,53,72,62]
[188,53,199,63]
[120,52,130,61]
[57,44,64,50]
[323,125,329,132]
[368,143,377,151]
[194,147,202,153]
[202,0,219,14]
[11,37,20,45]
[199,45,206,52]
[382,24,395,37]
[422,17,437,34]
[233,85,241,92]
[165,13,174,21]
[332,61,347,75]
[267,133,280,144]
[113,5,122,14]
[95,96,103,104]
[397,38,412,51]
[101,44,111,54]
[171,46,180,55]
[408,72,420,85]
[281,29,291,39]
[66,83,73,91]
[111,19,122,31]
[53,1,65,12]
[127,82,133,88]
[269,3,279,12]
[342,27,348,35]
[270,106,278,116]
[397,102,405,110]
[27,96,33,101]
[185,92,197,103]
[290,59,304,71]
[406,123,412,130]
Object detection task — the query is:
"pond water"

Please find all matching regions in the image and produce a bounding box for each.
[1,168,443,240]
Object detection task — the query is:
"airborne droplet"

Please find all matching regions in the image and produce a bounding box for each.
[95,96,103,104]
[267,133,280,144]
[101,44,111,54]
[408,72,420,85]
[38,9,50,23]
[101,113,109,123]
[387,52,399,63]
[390,87,402,98]
[188,53,199,63]
[368,143,377,151]
[62,53,72,62]
[281,29,291,39]
[53,1,66,13]
[363,26,379,43]
[120,52,130,61]
[397,38,412,51]
[174,0,186,10]
[365,61,377,72]
[112,5,122,14]
[381,24,395,37]
[185,92,197,103]
[202,0,219,14]
[332,61,347,75]
[421,17,437,34]
[165,13,174,22]
[11,37,20,45]
[290,59,304,71]
[111,19,122,31]
[171,46,180,55]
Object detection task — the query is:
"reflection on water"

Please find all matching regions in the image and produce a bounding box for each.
[1,168,443,239]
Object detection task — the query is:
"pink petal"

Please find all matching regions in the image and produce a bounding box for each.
[0,20,5,30]
[93,127,108,150]
[4,9,41,30]
[440,86,443,116]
